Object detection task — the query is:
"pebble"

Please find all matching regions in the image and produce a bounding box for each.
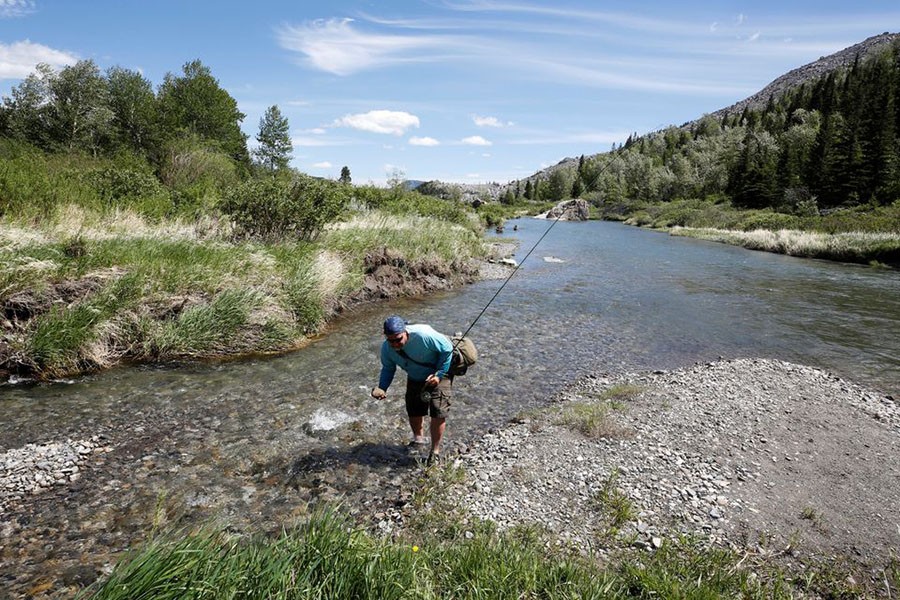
[0,437,109,513]
[416,358,900,556]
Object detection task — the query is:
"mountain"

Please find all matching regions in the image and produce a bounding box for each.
[710,32,900,120]
[491,32,900,198]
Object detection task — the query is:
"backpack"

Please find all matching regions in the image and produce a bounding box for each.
[449,335,477,376]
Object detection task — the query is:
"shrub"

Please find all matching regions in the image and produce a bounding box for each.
[220,174,350,241]
[81,167,174,219]
[738,211,801,232]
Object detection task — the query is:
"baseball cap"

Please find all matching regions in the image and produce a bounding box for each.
[383,315,408,335]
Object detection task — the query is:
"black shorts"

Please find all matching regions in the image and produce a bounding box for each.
[405,377,452,419]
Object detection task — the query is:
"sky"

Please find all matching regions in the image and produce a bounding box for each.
[1,1,899,186]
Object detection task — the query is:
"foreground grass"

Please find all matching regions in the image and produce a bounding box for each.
[78,505,895,600]
[1,207,485,379]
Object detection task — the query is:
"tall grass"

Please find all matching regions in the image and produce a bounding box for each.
[79,506,859,599]
[325,213,485,266]
[672,227,900,265]
[2,206,486,378]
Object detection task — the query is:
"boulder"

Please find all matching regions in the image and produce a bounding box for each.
[543,199,590,221]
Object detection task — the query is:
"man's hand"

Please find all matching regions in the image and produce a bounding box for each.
[425,374,440,387]
[371,387,387,399]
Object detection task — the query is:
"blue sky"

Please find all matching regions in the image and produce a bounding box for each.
[1,1,899,185]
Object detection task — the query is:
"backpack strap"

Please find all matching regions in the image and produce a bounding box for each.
[397,349,434,369]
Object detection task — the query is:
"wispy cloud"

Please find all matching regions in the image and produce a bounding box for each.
[0,0,35,18]
[333,110,420,135]
[312,161,332,168]
[277,4,893,101]
[473,114,513,127]
[0,40,77,79]
[277,18,460,76]
[409,136,439,146]
[461,135,491,146]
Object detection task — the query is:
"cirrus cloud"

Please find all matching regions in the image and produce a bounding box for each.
[334,109,420,136]
[277,18,446,76]
[0,0,35,18]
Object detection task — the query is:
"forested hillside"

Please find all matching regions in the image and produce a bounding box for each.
[505,35,900,232]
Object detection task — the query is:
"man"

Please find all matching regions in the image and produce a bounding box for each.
[371,315,453,465]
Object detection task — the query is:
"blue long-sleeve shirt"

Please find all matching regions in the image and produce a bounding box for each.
[378,324,453,391]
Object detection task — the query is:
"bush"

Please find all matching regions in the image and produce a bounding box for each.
[81,167,173,219]
[738,211,800,232]
[220,174,350,240]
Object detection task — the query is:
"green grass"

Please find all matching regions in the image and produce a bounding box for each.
[1,206,486,379]
[591,470,636,535]
[594,196,900,266]
[554,385,640,439]
[323,213,485,266]
[79,505,881,600]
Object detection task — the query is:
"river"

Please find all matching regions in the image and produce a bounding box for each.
[1,218,898,593]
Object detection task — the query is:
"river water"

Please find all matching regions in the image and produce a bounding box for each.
[1,219,898,591]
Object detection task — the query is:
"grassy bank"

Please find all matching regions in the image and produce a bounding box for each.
[78,498,893,599]
[592,196,900,266]
[1,207,486,380]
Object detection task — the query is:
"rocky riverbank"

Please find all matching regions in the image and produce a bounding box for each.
[399,358,899,592]
[2,356,898,597]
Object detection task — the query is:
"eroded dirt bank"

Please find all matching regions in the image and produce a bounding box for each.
[0,243,506,382]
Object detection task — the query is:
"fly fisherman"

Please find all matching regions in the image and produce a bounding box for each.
[371,315,453,465]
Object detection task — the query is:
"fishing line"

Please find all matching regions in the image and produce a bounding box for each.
[453,149,625,343]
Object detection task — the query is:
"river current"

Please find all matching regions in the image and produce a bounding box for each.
[1,218,898,589]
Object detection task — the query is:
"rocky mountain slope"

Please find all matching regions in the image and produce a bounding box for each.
[418,31,900,200]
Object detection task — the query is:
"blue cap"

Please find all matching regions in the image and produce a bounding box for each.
[383,315,407,335]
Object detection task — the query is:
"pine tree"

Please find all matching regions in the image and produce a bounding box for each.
[254,105,292,172]
[339,166,351,184]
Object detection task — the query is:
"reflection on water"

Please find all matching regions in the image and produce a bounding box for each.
[1,219,898,590]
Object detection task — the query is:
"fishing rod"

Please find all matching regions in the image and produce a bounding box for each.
[453,149,625,343]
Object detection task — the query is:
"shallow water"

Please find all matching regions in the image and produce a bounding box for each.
[1,219,898,591]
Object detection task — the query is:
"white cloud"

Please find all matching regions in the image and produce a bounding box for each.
[312,161,332,168]
[747,32,761,43]
[409,136,439,146]
[334,110,420,135]
[461,135,492,146]
[277,18,449,76]
[473,114,513,128]
[0,40,78,79]
[0,0,35,18]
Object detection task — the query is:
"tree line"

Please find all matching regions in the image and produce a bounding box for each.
[502,38,900,216]
[0,58,376,238]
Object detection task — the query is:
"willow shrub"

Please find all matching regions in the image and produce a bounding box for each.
[353,184,477,231]
[220,174,351,241]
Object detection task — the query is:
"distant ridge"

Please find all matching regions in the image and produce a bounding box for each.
[423,32,900,198]
[710,32,900,119]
